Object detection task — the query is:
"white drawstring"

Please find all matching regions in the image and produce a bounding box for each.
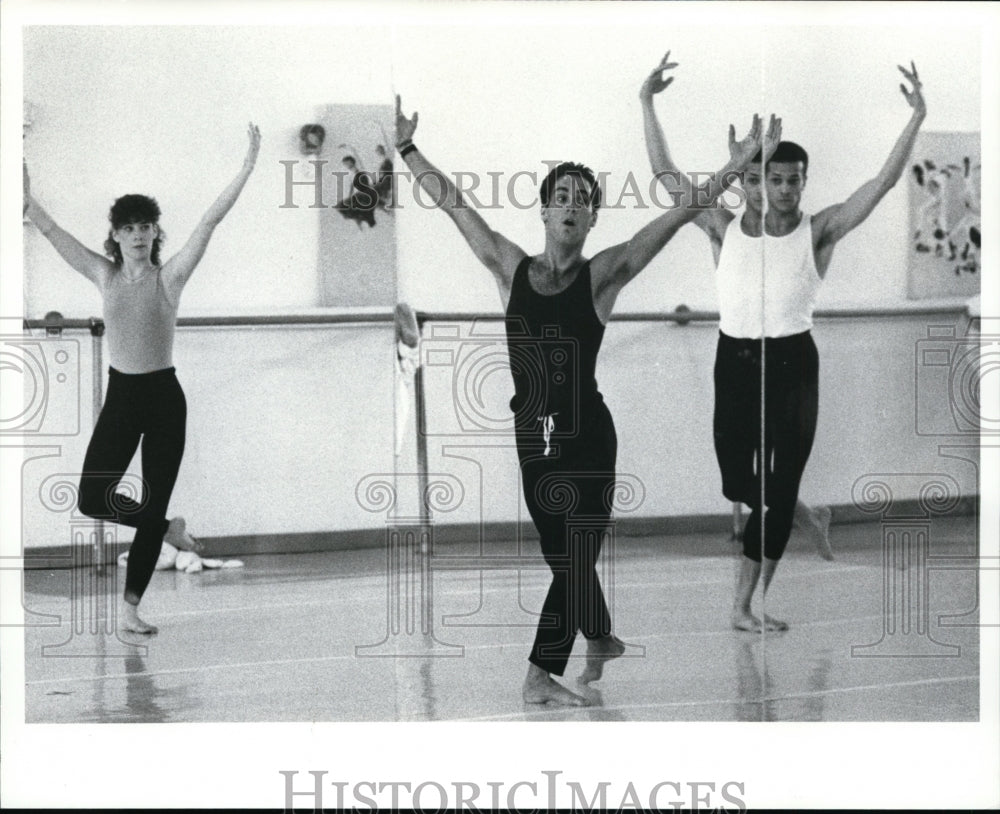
[538,413,557,456]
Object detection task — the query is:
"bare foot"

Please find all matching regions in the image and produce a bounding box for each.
[812,506,834,561]
[732,610,789,633]
[523,665,589,706]
[763,613,789,632]
[732,609,764,632]
[164,516,203,553]
[120,601,158,634]
[796,502,833,561]
[579,634,626,684]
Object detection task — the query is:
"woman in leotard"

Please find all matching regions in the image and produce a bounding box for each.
[24,123,261,634]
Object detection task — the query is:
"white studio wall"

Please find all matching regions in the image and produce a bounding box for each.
[20,26,400,552]
[394,22,980,313]
[17,14,987,551]
[23,25,395,317]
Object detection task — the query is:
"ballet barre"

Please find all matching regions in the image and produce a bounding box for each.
[20,302,973,565]
[417,304,970,324]
[411,302,977,543]
[22,311,397,568]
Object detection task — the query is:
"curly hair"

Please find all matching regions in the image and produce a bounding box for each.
[103,194,164,266]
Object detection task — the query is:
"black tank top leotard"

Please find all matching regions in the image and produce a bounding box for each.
[506,256,617,677]
[504,256,606,446]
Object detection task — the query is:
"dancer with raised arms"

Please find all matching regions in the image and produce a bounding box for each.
[396,71,779,704]
[24,123,261,634]
[641,52,926,632]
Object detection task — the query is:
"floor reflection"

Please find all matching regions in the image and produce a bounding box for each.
[734,637,834,722]
[800,649,833,721]
[88,652,170,723]
[576,684,627,721]
[23,519,978,722]
[392,636,440,721]
[123,653,169,723]
[735,637,775,722]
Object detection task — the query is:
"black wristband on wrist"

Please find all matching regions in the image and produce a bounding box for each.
[399,141,417,158]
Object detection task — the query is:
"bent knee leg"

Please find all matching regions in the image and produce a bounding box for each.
[760,499,796,562]
[77,475,116,519]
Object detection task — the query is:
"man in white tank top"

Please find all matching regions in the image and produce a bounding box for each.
[641,53,926,632]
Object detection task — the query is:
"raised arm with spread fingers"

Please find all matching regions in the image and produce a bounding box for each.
[591,69,780,320]
[640,52,781,256]
[811,63,926,274]
[640,51,689,201]
[160,123,261,302]
[395,95,527,306]
[641,51,733,247]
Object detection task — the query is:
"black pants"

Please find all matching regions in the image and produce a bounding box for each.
[77,367,187,601]
[517,399,617,677]
[713,332,819,562]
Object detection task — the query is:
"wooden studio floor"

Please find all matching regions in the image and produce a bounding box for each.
[22,516,980,723]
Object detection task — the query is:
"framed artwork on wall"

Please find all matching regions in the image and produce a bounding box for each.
[907,130,981,299]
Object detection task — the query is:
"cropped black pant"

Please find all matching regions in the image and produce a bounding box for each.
[713,331,819,562]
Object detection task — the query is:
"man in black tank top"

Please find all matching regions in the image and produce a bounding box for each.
[395,76,774,705]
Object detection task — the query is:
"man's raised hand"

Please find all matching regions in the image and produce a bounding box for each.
[244,123,261,169]
[727,114,762,168]
[898,61,926,118]
[395,95,418,147]
[761,114,783,164]
[640,50,680,103]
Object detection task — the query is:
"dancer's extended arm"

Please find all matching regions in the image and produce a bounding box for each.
[161,123,261,302]
[592,111,780,315]
[395,95,526,306]
[812,63,926,270]
[640,51,750,246]
[23,163,114,290]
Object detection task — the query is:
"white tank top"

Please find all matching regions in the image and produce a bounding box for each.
[102,267,177,373]
[715,213,821,339]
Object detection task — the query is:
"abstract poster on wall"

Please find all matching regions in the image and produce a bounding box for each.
[314,103,396,307]
[907,131,980,299]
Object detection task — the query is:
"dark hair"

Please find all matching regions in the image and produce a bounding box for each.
[103,194,164,266]
[539,161,602,211]
[751,141,809,174]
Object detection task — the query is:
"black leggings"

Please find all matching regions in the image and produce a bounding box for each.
[713,332,819,562]
[517,400,617,677]
[77,367,187,602]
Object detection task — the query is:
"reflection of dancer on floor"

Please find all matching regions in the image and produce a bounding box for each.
[23,124,261,634]
[643,54,926,632]
[396,82,770,704]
